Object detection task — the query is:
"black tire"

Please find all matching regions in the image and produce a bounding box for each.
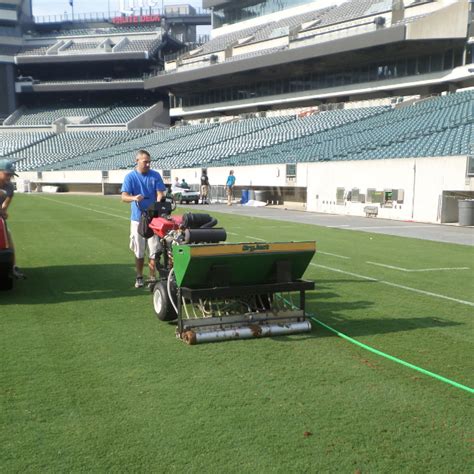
[179,199,184,204]
[194,199,199,204]
[0,253,14,291]
[152,281,176,321]
[0,267,13,290]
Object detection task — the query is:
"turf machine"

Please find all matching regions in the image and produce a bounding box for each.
[148,201,316,344]
[0,216,14,291]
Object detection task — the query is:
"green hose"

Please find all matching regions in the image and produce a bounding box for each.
[309,315,473,394]
[279,296,473,394]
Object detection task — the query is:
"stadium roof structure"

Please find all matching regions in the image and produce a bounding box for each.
[144,0,472,118]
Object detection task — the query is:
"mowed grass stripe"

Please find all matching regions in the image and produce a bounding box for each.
[2,194,472,472]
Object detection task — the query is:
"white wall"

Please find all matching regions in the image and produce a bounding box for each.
[16,156,472,224]
[305,156,472,223]
[170,163,289,188]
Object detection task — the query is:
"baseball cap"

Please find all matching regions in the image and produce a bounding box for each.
[0,159,18,177]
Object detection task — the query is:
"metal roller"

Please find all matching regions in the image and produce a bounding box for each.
[181,321,312,345]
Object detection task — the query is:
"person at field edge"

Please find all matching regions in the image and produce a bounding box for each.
[121,150,166,288]
[181,178,190,190]
[226,170,236,206]
[200,170,209,204]
[0,159,25,279]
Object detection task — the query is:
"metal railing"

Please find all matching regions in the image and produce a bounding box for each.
[32,8,210,25]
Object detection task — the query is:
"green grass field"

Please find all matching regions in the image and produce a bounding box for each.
[1,194,473,472]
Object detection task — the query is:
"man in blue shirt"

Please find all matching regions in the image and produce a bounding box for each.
[121,150,166,288]
[226,170,236,206]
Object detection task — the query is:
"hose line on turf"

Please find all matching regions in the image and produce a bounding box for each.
[278,295,474,395]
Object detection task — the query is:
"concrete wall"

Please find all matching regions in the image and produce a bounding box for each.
[16,155,473,224]
[406,0,469,40]
[0,63,18,117]
[127,101,170,129]
[305,156,473,223]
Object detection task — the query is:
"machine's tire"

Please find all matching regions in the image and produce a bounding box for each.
[0,249,14,291]
[152,281,176,321]
[194,199,199,204]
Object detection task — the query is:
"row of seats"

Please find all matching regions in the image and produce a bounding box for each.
[17,35,162,56]
[8,130,153,171]
[0,131,54,157]
[5,91,473,172]
[10,106,108,125]
[90,106,151,124]
[178,0,392,62]
[35,77,144,85]
[26,25,159,37]
[7,104,154,126]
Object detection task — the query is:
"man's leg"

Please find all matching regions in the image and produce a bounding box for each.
[136,257,145,277]
[7,230,25,279]
[147,236,161,282]
[130,221,146,288]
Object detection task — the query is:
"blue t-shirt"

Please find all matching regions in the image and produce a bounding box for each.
[226,175,236,187]
[121,169,166,221]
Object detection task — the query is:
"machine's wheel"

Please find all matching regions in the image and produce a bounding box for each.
[0,265,13,290]
[0,251,14,291]
[152,281,176,321]
[194,199,199,204]
[179,199,184,204]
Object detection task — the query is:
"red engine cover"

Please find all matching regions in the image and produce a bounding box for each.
[149,215,183,238]
[0,217,9,250]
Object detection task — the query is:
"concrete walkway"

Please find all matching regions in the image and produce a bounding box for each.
[182,204,474,246]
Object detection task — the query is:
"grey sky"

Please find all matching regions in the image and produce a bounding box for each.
[32,0,204,17]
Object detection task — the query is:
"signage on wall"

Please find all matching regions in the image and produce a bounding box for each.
[111,15,161,25]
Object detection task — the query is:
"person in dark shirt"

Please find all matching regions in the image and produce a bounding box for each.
[200,170,210,204]
[0,159,25,279]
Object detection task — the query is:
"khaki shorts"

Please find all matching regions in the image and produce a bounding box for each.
[129,220,160,259]
[200,185,209,197]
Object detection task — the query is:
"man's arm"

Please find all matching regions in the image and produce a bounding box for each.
[0,196,12,219]
[121,192,144,203]
[155,174,167,202]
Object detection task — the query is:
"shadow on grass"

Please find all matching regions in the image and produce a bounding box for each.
[0,264,142,305]
[300,282,462,338]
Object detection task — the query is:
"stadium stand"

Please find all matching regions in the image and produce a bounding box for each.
[8,130,154,170]
[165,0,398,73]
[89,105,152,124]
[0,131,55,157]
[25,25,160,37]
[17,33,162,56]
[5,90,472,172]
[6,104,154,126]
[7,106,109,125]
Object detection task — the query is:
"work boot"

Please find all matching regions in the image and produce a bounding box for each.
[146,276,157,289]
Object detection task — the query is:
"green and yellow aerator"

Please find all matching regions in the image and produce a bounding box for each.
[148,204,315,344]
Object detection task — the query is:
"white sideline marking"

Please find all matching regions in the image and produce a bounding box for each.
[327,225,351,228]
[318,251,351,260]
[226,232,238,236]
[41,196,473,307]
[349,225,434,230]
[310,263,474,307]
[245,235,266,241]
[39,197,129,221]
[367,261,470,272]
